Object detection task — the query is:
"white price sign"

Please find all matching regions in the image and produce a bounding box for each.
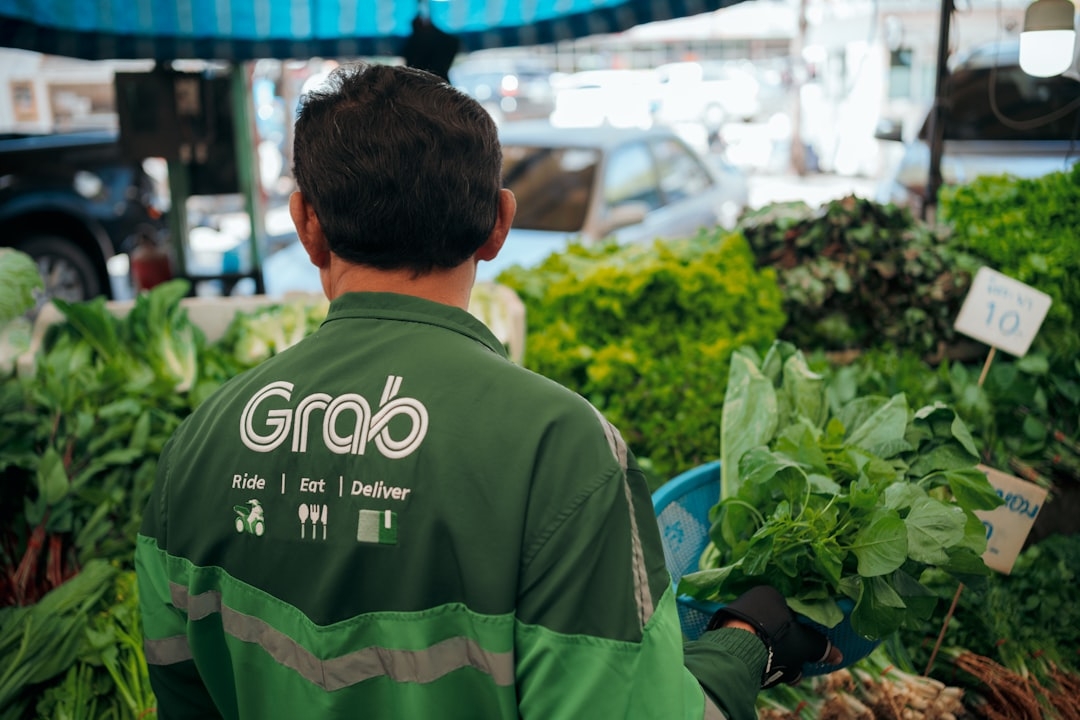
[954,267,1052,357]
[974,464,1047,575]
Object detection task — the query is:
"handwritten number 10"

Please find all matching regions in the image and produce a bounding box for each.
[986,302,1021,337]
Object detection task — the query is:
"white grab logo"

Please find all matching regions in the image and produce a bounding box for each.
[240,375,429,458]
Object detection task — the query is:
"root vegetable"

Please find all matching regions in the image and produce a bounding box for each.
[954,651,1044,719]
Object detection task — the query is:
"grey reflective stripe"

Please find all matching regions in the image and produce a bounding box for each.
[620,470,654,627]
[162,583,514,690]
[591,406,629,470]
[591,407,654,627]
[703,691,728,720]
[144,635,193,665]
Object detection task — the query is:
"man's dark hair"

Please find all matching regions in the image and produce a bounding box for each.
[292,63,502,273]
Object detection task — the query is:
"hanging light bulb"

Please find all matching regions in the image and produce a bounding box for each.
[1020,0,1077,77]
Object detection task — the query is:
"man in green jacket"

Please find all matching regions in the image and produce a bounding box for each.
[136,62,837,720]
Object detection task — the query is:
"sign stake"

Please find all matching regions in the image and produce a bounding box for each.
[976,346,997,387]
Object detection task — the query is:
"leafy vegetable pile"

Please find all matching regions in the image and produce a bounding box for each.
[0,271,327,718]
[1,283,200,608]
[679,342,1003,640]
[736,196,977,356]
[939,162,1080,359]
[0,560,116,717]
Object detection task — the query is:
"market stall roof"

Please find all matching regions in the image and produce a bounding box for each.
[0,0,749,62]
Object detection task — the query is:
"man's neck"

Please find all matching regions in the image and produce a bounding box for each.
[323,257,477,310]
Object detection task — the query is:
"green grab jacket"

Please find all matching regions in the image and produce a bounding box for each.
[136,291,767,720]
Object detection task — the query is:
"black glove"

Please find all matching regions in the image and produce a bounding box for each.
[706,585,834,689]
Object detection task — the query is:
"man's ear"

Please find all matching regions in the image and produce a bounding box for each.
[289,191,331,269]
[475,189,517,262]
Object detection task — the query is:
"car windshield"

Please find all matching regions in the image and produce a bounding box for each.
[502,144,598,233]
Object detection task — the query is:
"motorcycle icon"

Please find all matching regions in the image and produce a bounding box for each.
[234,499,265,536]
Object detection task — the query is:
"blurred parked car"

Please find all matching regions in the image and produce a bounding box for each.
[449,62,556,125]
[875,40,1080,213]
[479,120,748,280]
[0,130,167,303]
[653,60,762,135]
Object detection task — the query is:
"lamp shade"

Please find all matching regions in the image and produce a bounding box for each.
[1020,0,1077,77]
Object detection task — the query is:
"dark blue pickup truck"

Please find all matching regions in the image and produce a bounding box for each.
[0,130,166,303]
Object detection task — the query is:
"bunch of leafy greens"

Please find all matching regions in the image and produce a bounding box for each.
[679,341,1003,640]
[823,345,1080,547]
[48,280,204,397]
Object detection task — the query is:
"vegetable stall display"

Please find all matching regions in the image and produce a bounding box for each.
[495,175,1077,717]
[2,162,1077,718]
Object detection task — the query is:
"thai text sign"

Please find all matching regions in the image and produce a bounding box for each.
[974,464,1048,574]
[954,267,1051,357]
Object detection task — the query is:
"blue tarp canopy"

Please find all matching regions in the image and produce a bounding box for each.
[0,0,745,62]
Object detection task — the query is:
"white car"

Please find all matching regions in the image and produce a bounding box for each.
[480,120,748,280]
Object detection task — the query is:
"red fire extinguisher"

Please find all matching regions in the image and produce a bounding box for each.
[129,226,174,292]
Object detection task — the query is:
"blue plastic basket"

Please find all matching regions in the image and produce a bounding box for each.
[652,461,879,676]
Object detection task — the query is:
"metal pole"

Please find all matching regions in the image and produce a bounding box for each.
[230,62,266,294]
[165,158,192,283]
[922,0,953,222]
[789,0,809,176]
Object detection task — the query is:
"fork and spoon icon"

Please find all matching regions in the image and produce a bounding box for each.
[299,503,328,539]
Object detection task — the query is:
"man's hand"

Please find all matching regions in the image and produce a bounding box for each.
[707,585,843,688]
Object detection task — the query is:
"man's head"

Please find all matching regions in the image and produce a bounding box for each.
[291,63,505,276]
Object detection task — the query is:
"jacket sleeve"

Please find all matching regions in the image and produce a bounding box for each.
[136,431,223,720]
[513,417,766,720]
[685,628,768,718]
